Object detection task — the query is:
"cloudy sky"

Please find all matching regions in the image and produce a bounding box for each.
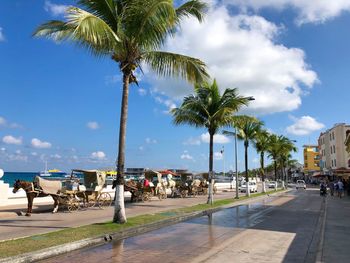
[0,0,349,172]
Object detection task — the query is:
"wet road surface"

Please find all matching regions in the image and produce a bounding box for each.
[40,189,322,263]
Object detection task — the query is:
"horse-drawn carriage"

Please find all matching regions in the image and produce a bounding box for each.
[12,169,112,216]
[64,169,112,210]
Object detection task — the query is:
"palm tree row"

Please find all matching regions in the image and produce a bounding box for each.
[174,83,297,199]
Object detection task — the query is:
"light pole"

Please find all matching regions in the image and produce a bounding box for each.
[222,146,225,178]
[235,127,239,199]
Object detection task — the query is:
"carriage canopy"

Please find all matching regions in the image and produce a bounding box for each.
[71,169,107,192]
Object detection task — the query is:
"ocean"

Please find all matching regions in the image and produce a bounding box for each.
[2,172,70,186]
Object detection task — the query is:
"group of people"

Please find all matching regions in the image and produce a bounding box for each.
[320,179,347,198]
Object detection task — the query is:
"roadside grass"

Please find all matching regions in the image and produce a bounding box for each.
[0,189,284,259]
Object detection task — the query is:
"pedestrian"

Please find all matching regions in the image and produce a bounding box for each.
[337,180,344,198]
[328,181,335,196]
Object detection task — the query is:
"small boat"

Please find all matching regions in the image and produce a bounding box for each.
[39,161,51,177]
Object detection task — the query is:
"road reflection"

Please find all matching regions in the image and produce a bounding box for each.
[40,196,279,263]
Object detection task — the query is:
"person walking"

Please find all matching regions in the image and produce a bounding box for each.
[337,180,344,198]
[328,181,335,196]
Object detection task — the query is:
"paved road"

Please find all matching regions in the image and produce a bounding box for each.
[39,188,324,263]
[0,190,239,241]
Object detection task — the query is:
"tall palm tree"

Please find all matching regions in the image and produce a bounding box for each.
[233,116,263,196]
[277,139,297,185]
[34,0,209,224]
[267,134,296,185]
[253,129,270,193]
[172,80,252,204]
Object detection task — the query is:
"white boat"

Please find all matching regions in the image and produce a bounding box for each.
[39,161,51,177]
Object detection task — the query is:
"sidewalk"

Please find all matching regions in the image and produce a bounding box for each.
[321,193,350,262]
[0,190,241,241]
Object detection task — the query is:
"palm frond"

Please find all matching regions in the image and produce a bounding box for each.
[77,0,119,31]
[125,0,175,49]
[144,51,209,84]
[34,7,120,56]
[176,0,208,23]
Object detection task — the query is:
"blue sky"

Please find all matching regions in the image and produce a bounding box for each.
[0,0,350,172]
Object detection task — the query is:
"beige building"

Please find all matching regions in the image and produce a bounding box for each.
[318,123,350,173]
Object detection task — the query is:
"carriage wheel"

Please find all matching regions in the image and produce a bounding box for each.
[67,198,80,212]
[180,190,187,198]
[97,192,112,208]
[142,192,151,202]
[158,191,167,200]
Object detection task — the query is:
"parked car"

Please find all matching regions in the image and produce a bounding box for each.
[296,180,306,190]
[239,182,258,193]
[268,181,277,189]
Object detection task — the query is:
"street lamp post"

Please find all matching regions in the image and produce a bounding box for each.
[235,127,239,199]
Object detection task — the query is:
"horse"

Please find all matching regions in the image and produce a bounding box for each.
[12,179,60,216]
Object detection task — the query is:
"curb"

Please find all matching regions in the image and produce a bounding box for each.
[0,189,289,263]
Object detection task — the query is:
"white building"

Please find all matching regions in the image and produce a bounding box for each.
[318,123,350,174]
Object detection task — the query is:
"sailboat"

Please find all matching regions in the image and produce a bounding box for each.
[39,161,51,177]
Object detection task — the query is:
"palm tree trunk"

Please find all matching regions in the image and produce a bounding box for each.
[274,159,277,182]
[245,140,250,197]
[207,131,214,205]
[261,151,266,193]
[113,72,130,224]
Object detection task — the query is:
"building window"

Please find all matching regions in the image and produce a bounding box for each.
[330,133,332,140]
[333,145,336,153]
[331,146,333,154]
[332,160,334,167]
[334,159,337,167]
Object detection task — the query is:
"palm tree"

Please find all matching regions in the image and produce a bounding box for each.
[172,80,252,204]
[267,134,296,186]
[277,139,297,185]
[232,116,263,196]
[34,0,209,224]
[253,129,270,193]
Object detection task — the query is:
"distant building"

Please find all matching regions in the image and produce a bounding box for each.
[303,145,320,175]
[318,123,350,176]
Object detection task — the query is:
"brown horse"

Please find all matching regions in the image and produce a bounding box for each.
[12,179,60,216]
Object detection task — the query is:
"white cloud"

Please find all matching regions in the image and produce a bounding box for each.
[181,150,194,160]
[201,133,230,144]
[87,121,100,130]
[1,147,5,151]
[0,116,21,129]
[0,27,5,42]
[138,88,147,96]
[286,115,325,136]
[146,3,317,115]
[31,138,52,149]
[2,135,22,145]
[90,151,106,160]
[183,137,201,146]
[214,151,224,160]
[139,146,144,151]
[225,0,350,25]
[31,152,38,156]
[0,116,6,126]
[105,74,120,85]
[44,1,68,16]
[154,96,177,114]
[51,154,62,159]
[145,138,157,144]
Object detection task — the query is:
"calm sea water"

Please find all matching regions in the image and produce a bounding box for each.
[2,172,69,186]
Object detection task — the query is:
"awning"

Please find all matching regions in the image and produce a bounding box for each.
[312,172,323,177]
